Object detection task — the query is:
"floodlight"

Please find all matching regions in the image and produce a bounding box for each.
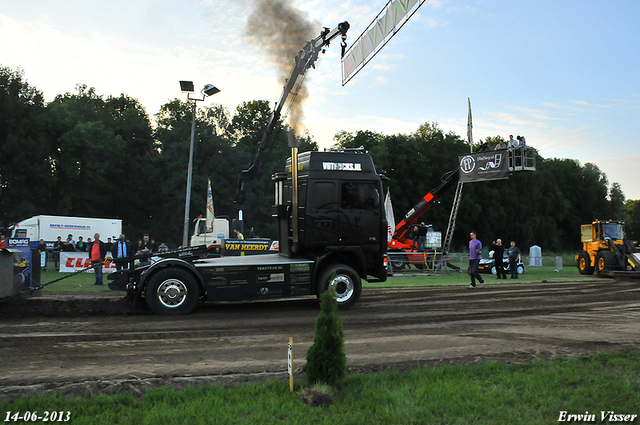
[202,84,220,96]
[180,80,195,92]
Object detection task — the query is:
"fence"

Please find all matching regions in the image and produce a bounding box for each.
[388,251,573,275]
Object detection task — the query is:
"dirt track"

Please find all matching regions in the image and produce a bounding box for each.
[1,279,639,399]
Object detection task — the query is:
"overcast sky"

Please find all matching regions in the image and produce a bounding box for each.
[2,0,639,200]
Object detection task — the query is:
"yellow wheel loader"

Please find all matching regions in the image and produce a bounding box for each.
[576,219,640,277]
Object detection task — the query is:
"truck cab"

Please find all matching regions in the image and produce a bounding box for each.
[273,150,388,282]
[577,219,640,275]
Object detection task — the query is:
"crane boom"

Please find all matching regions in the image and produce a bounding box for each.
[392,144,494,242]
[235,21,350,207]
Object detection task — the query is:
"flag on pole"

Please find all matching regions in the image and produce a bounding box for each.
[206,179,215,231]
[467,97,473,152]
[384,189,396,243]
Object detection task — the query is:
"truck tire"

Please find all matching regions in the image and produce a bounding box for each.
[390,257,406,271]
[145,267,200,315]
[318,264,362,310]
[595,250,615,272]
[577,251,594,275]
[490,265,497,275]
[516,264,525,274]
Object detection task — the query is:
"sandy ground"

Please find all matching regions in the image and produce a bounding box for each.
[1,279,639,399]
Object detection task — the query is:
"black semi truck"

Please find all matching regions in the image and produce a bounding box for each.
[109,149,388,314]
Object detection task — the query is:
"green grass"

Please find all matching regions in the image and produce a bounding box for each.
[2,351,639,424]
[371,265,598,288]
[38,253,593,293]
[38,271,112,293]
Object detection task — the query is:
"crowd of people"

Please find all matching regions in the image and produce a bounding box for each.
[493,135,527,150]
[42,232,171,284]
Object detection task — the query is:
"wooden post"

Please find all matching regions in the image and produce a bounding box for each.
[288,337,293,393]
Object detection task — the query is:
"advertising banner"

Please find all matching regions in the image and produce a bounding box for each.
[222,240,279,256]
[458,151,509,183]
[7,237,32,290]
[59,252,116,273]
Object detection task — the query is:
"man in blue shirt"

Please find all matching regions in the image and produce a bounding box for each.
[468,231,485,288]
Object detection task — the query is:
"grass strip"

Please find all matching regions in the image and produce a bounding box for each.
[2,351,639,424]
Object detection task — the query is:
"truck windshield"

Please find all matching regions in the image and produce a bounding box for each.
[601,222,623,240]
[341,182,379,210]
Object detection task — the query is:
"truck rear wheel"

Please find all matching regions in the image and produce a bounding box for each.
[595,250,615,272]
[318,264,361,310]
[577,251,594,275]
[145,267,199,315]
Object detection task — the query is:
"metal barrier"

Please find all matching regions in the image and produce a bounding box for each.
[388,251,468,274]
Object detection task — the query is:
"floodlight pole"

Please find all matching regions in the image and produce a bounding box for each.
[182,98,199,247]
[180,82,219,247]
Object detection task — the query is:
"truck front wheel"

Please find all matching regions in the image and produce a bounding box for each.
[595,250,615,272]
[318,264,362,310]
[145,267,199,315]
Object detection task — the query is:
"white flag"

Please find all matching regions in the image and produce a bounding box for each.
[206,179,215,231]
[384,189,396,243]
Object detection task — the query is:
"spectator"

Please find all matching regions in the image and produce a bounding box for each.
[410,225,419,251]
[233,229,244,240]
[508,241,521,279]
[517,135,527,149]
[158,242,169,252]
[52,236,64,269]
[468,231,485,289]
[137,234,156,266]
[105,237,113,252]
[87,233,107,286]
[75,236,87,252]
[417,222,428,252]
[497,138,507,150]
[36,238,47,254]
[37,238,48,270]
[490,238,507,279]
[67,234,76,250]
[53,236,64,251]
[507,135,518,149]
[63,237,75,252]
[111,234,132,271]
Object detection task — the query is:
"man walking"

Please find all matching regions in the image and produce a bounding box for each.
[87,233,107,286]
[468,231,485,288]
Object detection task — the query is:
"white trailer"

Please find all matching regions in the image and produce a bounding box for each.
[10,215,122,248]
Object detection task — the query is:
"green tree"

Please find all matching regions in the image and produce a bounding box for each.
[624,200,640,241]
[305,289,346,387]
[0,65,49,225]
[609,182,625,220]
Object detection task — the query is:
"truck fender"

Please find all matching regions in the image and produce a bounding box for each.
[312,246,367,291]
[138,258,206,295]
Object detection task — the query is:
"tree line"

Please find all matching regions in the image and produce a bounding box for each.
[1,65,637,252]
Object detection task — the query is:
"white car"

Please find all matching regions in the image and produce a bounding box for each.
[478,250,525,275]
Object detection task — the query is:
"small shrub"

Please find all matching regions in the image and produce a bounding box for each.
[304,287,346,387]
